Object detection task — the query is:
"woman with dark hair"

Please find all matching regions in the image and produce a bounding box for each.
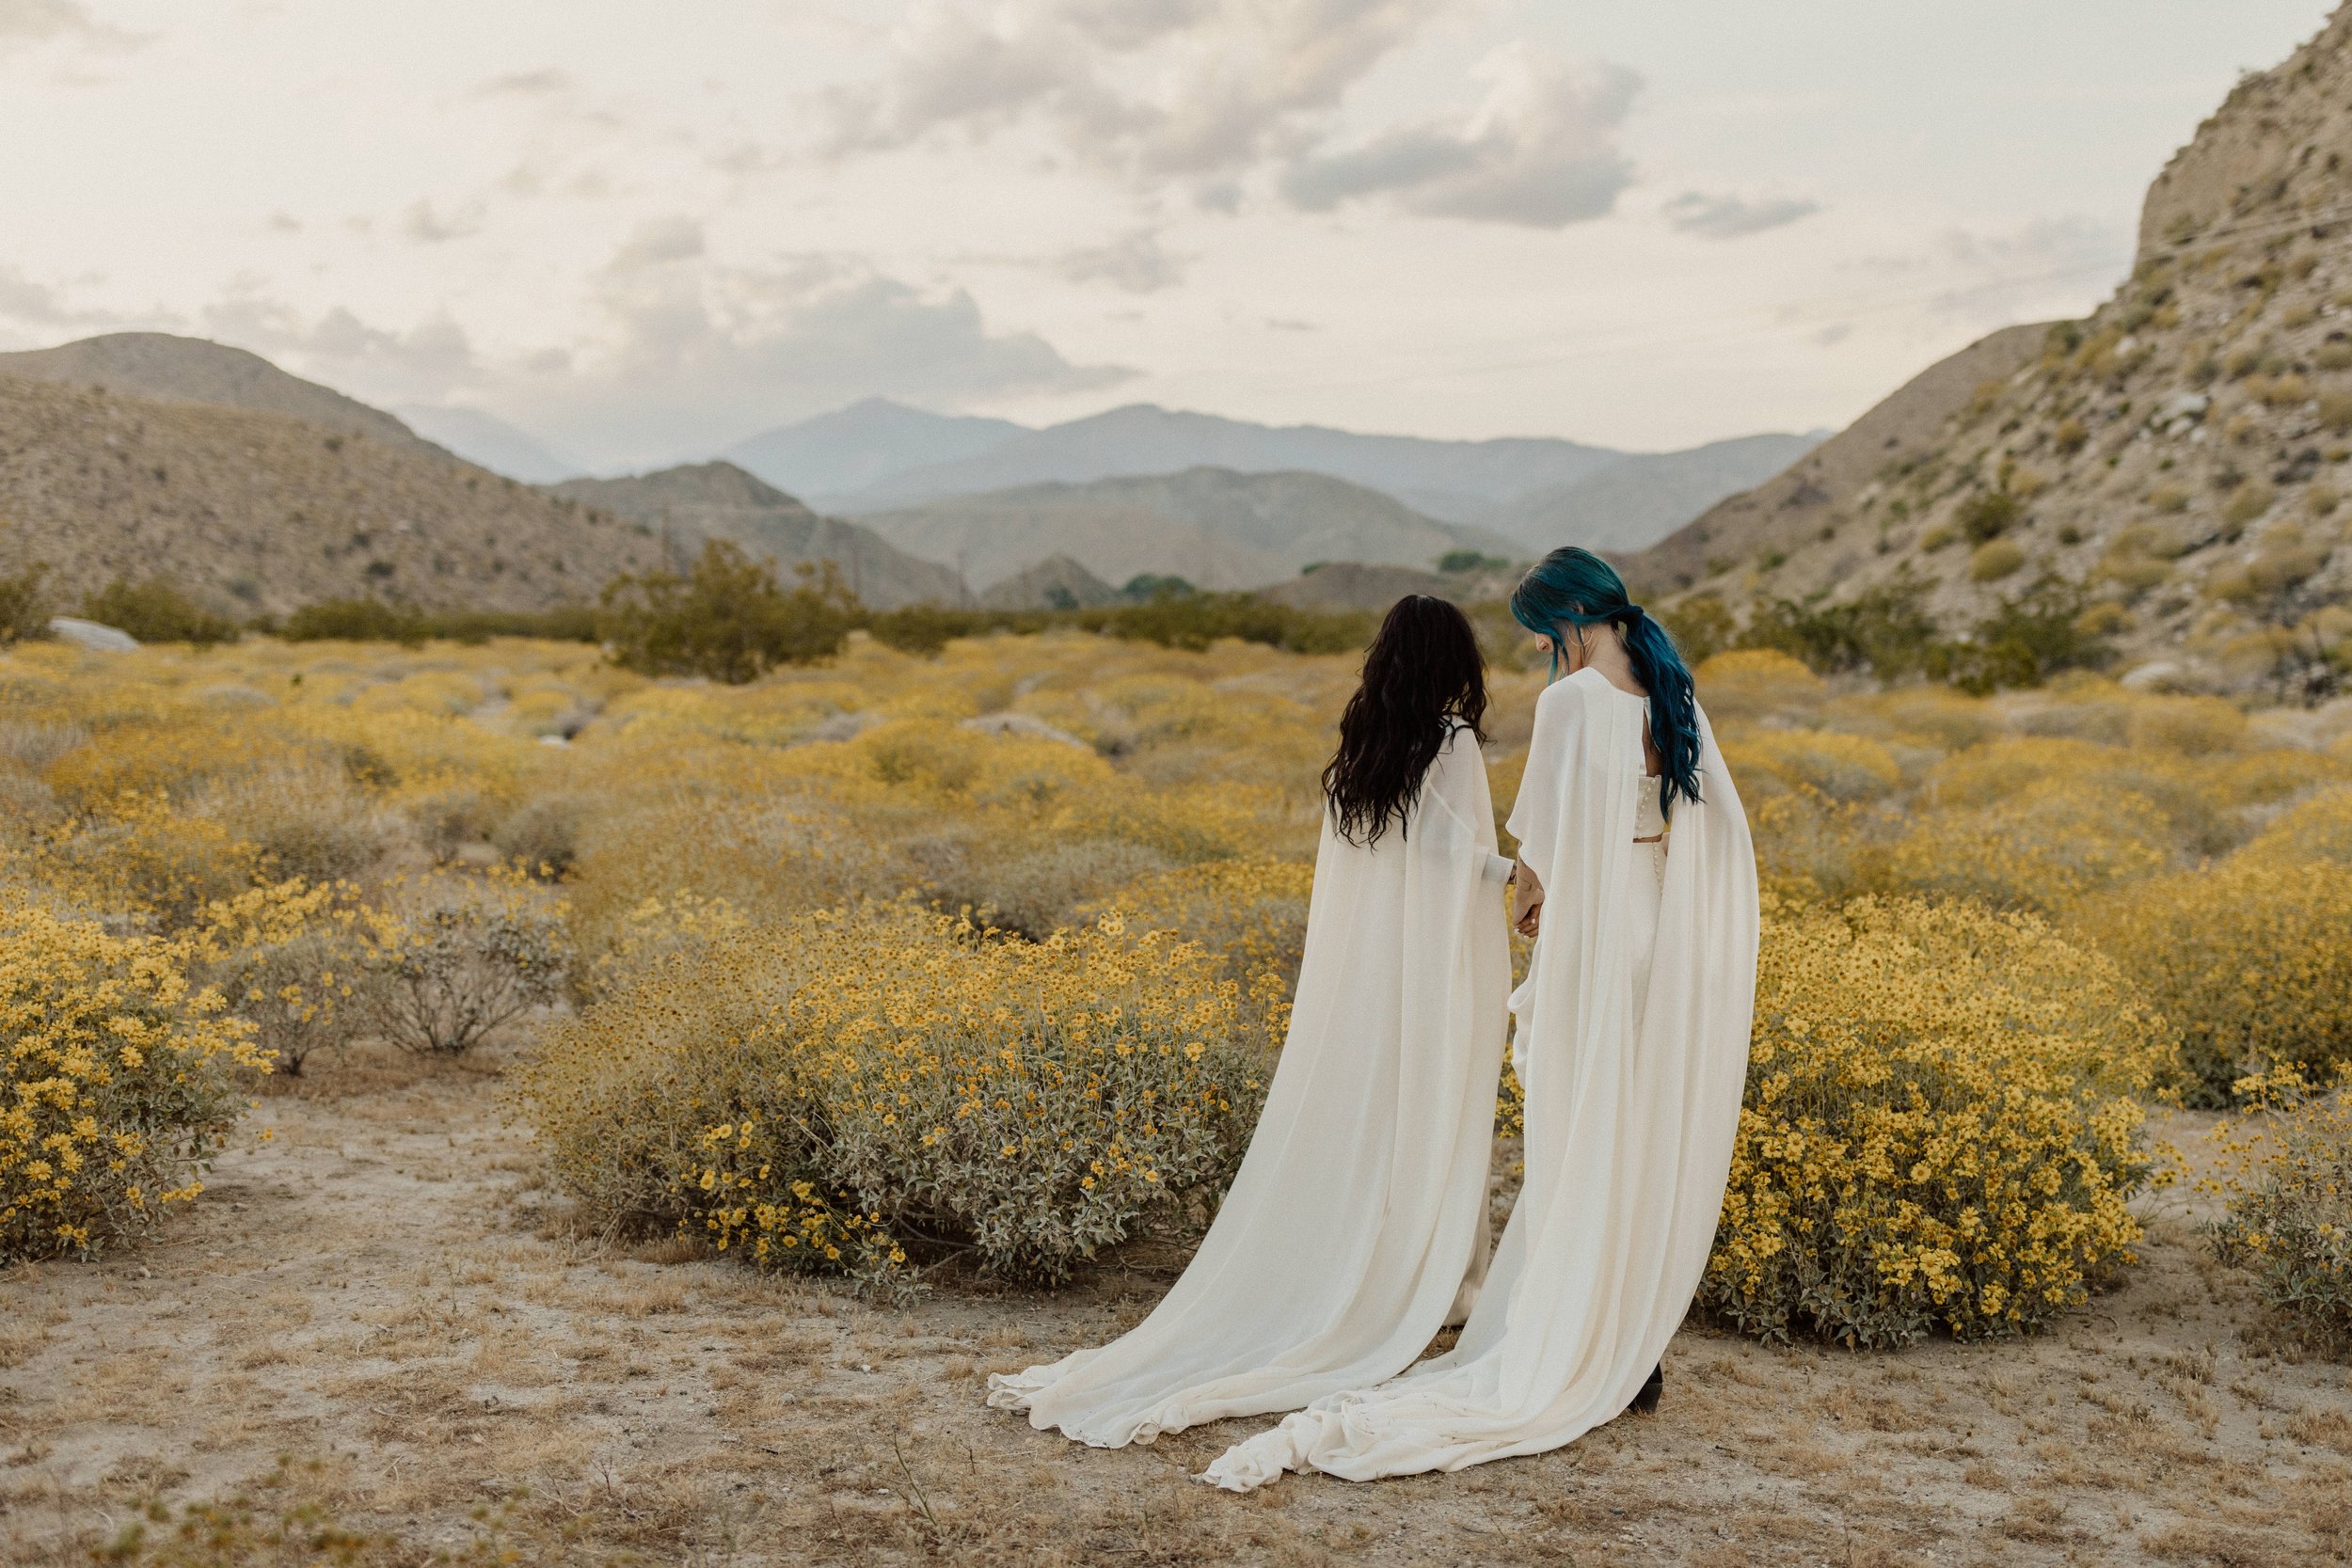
[1207,547,1759,1491]
[992,595,1513,1448]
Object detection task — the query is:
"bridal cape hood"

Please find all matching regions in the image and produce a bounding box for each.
[1203,668,1759,1490]
[987,724,1510,1448]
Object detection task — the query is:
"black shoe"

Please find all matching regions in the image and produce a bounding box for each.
[1628,1363,1662,1417]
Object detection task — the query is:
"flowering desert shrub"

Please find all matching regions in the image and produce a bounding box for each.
[1702,896,2171,1347]
[518,901,1270,1289]
[191,879,367,1076]
[1,894,266,1260]
[2206,1072,2352,1354]
[2084,858,2352,1103]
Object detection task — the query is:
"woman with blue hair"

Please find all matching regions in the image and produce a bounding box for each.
[1207,546,1760,1491]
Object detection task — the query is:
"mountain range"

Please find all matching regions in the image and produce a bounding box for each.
[714,400,1822,556]
[1631,3,2352,695]
[855,467,1521,594]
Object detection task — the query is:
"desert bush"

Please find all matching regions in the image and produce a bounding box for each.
[79,577,241,646]
[600,540,859,682]
[2205,1072,2352,1354]
[360,866,569,1054]
[281,597,424,642]
[1859,778,2170,915]
[1958,490,2022,543]
[1721,727,1902,803]
[1739,577,1943,679]
[490,792,584,877]
[189,755,398,883]
[0,561,50,644]
[34,790,268,927]
[192,879,367,1076]
[1968,539,2026,582]
[1703,896,2169,1348]
[519,901,1270,1289]
[2084,858,2352,1103]
[0,894,266,1260]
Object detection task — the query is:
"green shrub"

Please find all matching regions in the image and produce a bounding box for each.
[281,597,427,645]
[600,539,859,682]
[80,577,240,646]
[1958,491,2022,544]
[1438,549,1512,574]
[1740,574,1943,678]
[0,561,49,644]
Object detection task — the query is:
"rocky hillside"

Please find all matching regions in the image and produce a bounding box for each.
[857,467,1518,594]
[548,463,959,610]
[0,376,662,616]
[0,334,435,454]
[1634,5,2352,697]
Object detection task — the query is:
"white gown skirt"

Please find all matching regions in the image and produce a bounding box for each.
[1203,835,1676,1491]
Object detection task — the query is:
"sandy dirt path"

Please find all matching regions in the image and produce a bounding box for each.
[1,1053,2346,1567]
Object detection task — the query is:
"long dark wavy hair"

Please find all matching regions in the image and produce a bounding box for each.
[1509,546,1703,820]
[1322,595,1488,847]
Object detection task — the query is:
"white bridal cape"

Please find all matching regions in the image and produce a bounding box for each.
[1203,667,1759,1490]
[987,723,1512,1448]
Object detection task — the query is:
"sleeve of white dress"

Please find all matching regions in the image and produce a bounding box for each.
[1503,679,1582,887]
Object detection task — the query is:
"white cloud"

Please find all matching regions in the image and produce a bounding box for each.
[403,198,485,244]
[0,0,135,54]
[1058,230,1185,293]
[1663,190,1820,239]
[491,223,1133,465]
[201,293,481,404]
[1280,47,1639,228]
[823,0,1448,182]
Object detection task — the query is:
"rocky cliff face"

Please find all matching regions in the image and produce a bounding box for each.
[1635,4,2352,697]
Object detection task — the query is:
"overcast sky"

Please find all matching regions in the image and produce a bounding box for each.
[1,0,2338,467]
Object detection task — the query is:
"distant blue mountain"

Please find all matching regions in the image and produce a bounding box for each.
[395,404,586,483]
[723,398,1027,503]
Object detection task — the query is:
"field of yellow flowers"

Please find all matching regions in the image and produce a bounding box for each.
[2,626,2349,1566]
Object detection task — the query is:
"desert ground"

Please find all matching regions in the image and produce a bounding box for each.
[0,1045,2343,1568]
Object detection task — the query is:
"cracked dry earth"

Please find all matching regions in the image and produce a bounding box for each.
[1,1047,2347,1568]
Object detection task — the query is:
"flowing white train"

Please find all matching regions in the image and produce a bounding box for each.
[987,719,1512,1448]
[1202,667,1758,1490]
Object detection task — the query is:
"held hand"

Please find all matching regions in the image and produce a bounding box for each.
[1507,856,1544,934]
[1515,901,1541,939]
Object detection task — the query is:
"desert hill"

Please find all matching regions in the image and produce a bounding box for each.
[1633,3,2352,694]
[1485,431,1824,555]
[0,333,434,454]
[856,467,1517,594]
[548,463,960,610]
[976,554,1120,610]
[0,375,662,616]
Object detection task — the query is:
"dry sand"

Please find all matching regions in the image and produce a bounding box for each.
[1,1048,2345,1567]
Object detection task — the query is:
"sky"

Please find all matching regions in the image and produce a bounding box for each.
[0,0,2340,469]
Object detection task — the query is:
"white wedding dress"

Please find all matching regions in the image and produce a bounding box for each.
[1203,668,1758,1490]
[988,722,1512,1448]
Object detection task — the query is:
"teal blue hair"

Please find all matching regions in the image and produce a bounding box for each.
[1509,546,1702,819]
